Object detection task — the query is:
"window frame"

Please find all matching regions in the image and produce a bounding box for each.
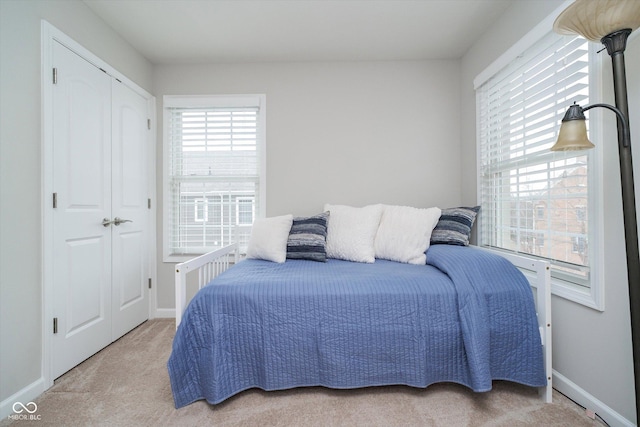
[474,3,605,311]
[162,94,266,262]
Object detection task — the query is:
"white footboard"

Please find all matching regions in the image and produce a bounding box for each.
[175,243,239,329]
[482,247,552,403]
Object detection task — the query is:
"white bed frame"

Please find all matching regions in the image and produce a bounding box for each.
[481,247,552,403]
[175,243,239,328]
[174,243,552,403]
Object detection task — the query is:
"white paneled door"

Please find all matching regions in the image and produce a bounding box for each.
[111,78,150,340]
[51,41,149,379]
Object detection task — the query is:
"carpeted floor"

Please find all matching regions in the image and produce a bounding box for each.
[2,319,603,426]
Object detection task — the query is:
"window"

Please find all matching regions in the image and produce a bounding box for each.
[163,95,266,260]
[194,199,208,222]
[476,28,602,304]
[572,236,587,255]
[236,197,255,225]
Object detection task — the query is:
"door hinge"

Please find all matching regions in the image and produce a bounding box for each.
[52,192,58,208]
[147,119,151,130]
[53,317,58,334]
[148,278,152,289]
[148,198,151,209]
[52,68,57,84]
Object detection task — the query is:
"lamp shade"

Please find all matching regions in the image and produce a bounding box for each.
[551,119,595,151]
[551,104,595,151]
[553,0,640,41]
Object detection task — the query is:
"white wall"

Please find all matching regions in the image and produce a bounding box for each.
[461,1,638,424]
[0,0,153,407]
[154,60,462,309]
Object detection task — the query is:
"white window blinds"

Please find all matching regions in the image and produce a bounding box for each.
[164,95,265,258]
[477,31,592,286]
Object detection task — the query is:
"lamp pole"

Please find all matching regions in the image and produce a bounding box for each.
[601,28,640,423]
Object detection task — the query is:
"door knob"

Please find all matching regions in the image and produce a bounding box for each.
[102,218,114,227]
[113,217,133,226]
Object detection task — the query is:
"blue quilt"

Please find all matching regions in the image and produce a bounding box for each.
[168,245,546,408]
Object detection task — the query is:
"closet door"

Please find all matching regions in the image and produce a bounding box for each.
[50,41,150,379]
[111,81,149,340]
[51,41,113,379]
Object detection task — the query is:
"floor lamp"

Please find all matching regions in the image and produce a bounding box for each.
[551,0,640,423]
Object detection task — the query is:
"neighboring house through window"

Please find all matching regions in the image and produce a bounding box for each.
[163,94,266,261]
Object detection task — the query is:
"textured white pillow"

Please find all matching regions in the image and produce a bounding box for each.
[374,205,442,265]
[324,204,384,263]
[246,214,294,263]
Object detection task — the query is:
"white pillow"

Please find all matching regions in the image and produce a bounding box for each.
[246,214,294,263]
[374,205,441,265]
[324,204,384,263]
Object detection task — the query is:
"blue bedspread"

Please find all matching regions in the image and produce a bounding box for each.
[168,245,546,408]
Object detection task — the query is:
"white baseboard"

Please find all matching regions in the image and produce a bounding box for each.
[553,370,635,427]
[154,308,175,319]
[0,377,47,420]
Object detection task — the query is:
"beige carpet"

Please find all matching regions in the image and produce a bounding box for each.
[3,319,603,426]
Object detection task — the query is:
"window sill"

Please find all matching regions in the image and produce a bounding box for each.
[550,277,604,311]
[520,268,604,312]
[164,254,199,263]
[164,251,245,264]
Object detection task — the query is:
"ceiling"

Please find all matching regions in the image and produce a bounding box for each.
[82,0,515,65]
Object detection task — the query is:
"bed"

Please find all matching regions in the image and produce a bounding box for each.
[168,237,552,409]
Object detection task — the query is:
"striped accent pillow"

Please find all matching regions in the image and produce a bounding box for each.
[287,212,329,262]
[430,206,480,246]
